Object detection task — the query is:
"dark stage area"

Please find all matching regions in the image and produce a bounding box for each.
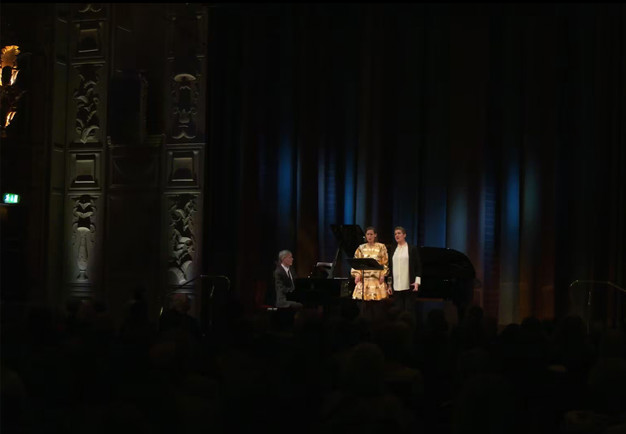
[1,3,625,433]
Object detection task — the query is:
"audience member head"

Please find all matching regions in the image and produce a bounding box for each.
[426,308,449,334]
[597,329,626,359]
[452,373,522,434]
[465,305,484,324]
[588,357,626,417]
[457,348,496,384]
[76,299,97,324]
[553,315,587,345]
[372,320,412,363]
[343,342,386,396]
[171,293,191,314]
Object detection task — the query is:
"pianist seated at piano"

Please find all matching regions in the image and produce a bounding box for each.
[350,226,390,302]
[273,250,304,309]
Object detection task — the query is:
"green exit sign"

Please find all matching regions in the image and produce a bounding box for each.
[3,193,20,204]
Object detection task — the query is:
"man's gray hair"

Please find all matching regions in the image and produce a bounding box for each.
[278,250,292,262]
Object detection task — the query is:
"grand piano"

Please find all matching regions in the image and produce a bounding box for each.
[291,224,477,314]
[418,246,476,312]
[290,224,362,308]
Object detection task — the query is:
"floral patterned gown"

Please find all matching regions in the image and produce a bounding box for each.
[350,242,389,301]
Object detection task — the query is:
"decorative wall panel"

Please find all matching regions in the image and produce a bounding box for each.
[76,3,104,15]
[62,3,109,303]
[75,22,103,57]
[72,63,102,144]
[165,148,202,188]
[165,5,207,142]
[69,151,100,189]
[166,193,199,285]
[69,194,98,282]
[171,70,200,140]
[162,4,208,303]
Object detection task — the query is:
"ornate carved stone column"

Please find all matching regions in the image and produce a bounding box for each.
[64,3,110,300]
[162,4,207,312]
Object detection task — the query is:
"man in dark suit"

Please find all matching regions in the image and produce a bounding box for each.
[273,250,303,309]
[388,226,423,315]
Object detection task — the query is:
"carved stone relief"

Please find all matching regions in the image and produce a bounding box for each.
[76,23,102,55]
[164,7,206,294]
[73,64,101,143]
[168,194,196,284]
[72,195,97,281]
[78,4,103,14]
[70,152,99,188]
[171,153,194,182]
[75,155,96,183]
[171,70,199,140]
[167,149,200,186]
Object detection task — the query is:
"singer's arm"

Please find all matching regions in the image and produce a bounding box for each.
[410,244,422,291]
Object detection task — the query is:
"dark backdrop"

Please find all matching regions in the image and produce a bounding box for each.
[203,3,625,323]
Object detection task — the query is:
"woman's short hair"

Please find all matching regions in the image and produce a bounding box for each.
[394,226,406,235]
[278,250,292,262]
[365,226,377,234]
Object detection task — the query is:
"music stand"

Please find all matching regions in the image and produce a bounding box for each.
[346,258,384,303]
[330,224,366,277]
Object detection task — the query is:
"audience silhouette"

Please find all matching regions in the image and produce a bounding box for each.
[2,290,625,434]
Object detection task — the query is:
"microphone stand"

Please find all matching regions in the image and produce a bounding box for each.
[568,280,626,333]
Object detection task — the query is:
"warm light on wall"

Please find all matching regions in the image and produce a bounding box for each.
[5,111,16,126]
[0,45,24,133]
[0,45,20,86]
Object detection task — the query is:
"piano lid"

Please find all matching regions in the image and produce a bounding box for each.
[419,246,476,280]
[330,224,365,258]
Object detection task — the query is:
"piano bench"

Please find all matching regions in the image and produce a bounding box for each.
[257,304,294,313]
[258,305,284,311]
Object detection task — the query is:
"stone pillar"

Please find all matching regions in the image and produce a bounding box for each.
[64,3,110,301]
[162,4,208,317]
